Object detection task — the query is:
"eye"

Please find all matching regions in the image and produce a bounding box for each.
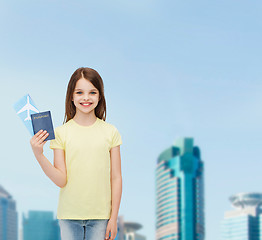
[76,91,82,94]
[91,92,97,94]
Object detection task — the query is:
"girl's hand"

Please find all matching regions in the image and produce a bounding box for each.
[105,218,117,240]
[30,130,49,157]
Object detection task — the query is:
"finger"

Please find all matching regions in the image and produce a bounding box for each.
[33,132,48,146]
[39,133,49,144]
[105,229,110,240]
[35,130,46,142]
[35,131,48,142]
[35,129,44,138]
[111,232,116,239]
[31,130,43,142]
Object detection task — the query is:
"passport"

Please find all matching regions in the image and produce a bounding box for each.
[30,111,55,141]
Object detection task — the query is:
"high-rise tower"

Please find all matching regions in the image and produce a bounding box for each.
[23,210,60,240]
[221,192,262,239]
[0,185,18,240]
[155,138,205,240]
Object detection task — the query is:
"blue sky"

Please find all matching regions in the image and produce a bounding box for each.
[1,1,262,239]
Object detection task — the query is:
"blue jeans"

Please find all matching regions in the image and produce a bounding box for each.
[59,219,109,240]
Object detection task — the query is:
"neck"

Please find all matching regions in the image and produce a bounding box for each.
[73,111,97,126]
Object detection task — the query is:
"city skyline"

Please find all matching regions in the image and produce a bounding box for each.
[0,188,146,240]
[1,1,262,239]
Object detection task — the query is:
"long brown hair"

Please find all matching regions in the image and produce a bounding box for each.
[63,67,107,124]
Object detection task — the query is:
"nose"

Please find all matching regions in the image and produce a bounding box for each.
[83,93,90,101]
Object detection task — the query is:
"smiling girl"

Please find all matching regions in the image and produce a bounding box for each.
[30,67,123,240]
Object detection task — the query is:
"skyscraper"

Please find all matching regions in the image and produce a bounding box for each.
[155,138,205,240]
[23,210,60,240]
[0,185,18,240]
[221,192,262,240]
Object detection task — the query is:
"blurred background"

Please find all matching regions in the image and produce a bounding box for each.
[1,0,262,239]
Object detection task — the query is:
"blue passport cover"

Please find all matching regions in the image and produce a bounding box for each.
[30,111,55,141]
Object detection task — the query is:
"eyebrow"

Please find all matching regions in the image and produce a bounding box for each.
[75,88,98,91]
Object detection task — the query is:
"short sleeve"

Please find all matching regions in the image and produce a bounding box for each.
[110,126,122,149]
[49,127,65,150]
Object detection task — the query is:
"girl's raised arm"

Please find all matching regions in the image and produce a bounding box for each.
[30,130,67,188]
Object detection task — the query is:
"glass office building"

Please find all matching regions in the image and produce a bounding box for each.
[155,138,205,240]
[221,192,262,240]
[0,185,18,240]
[23,210,60,240]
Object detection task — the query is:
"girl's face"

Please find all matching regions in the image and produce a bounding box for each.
[72,78,100,116]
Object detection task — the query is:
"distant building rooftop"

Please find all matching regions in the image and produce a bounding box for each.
[124,222,143,232]
[230,192,262,209]
[0,185,12,199]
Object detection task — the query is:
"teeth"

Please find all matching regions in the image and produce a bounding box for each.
[82,103,91,106]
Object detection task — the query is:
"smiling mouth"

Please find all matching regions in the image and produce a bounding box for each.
[80,103,92,106]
